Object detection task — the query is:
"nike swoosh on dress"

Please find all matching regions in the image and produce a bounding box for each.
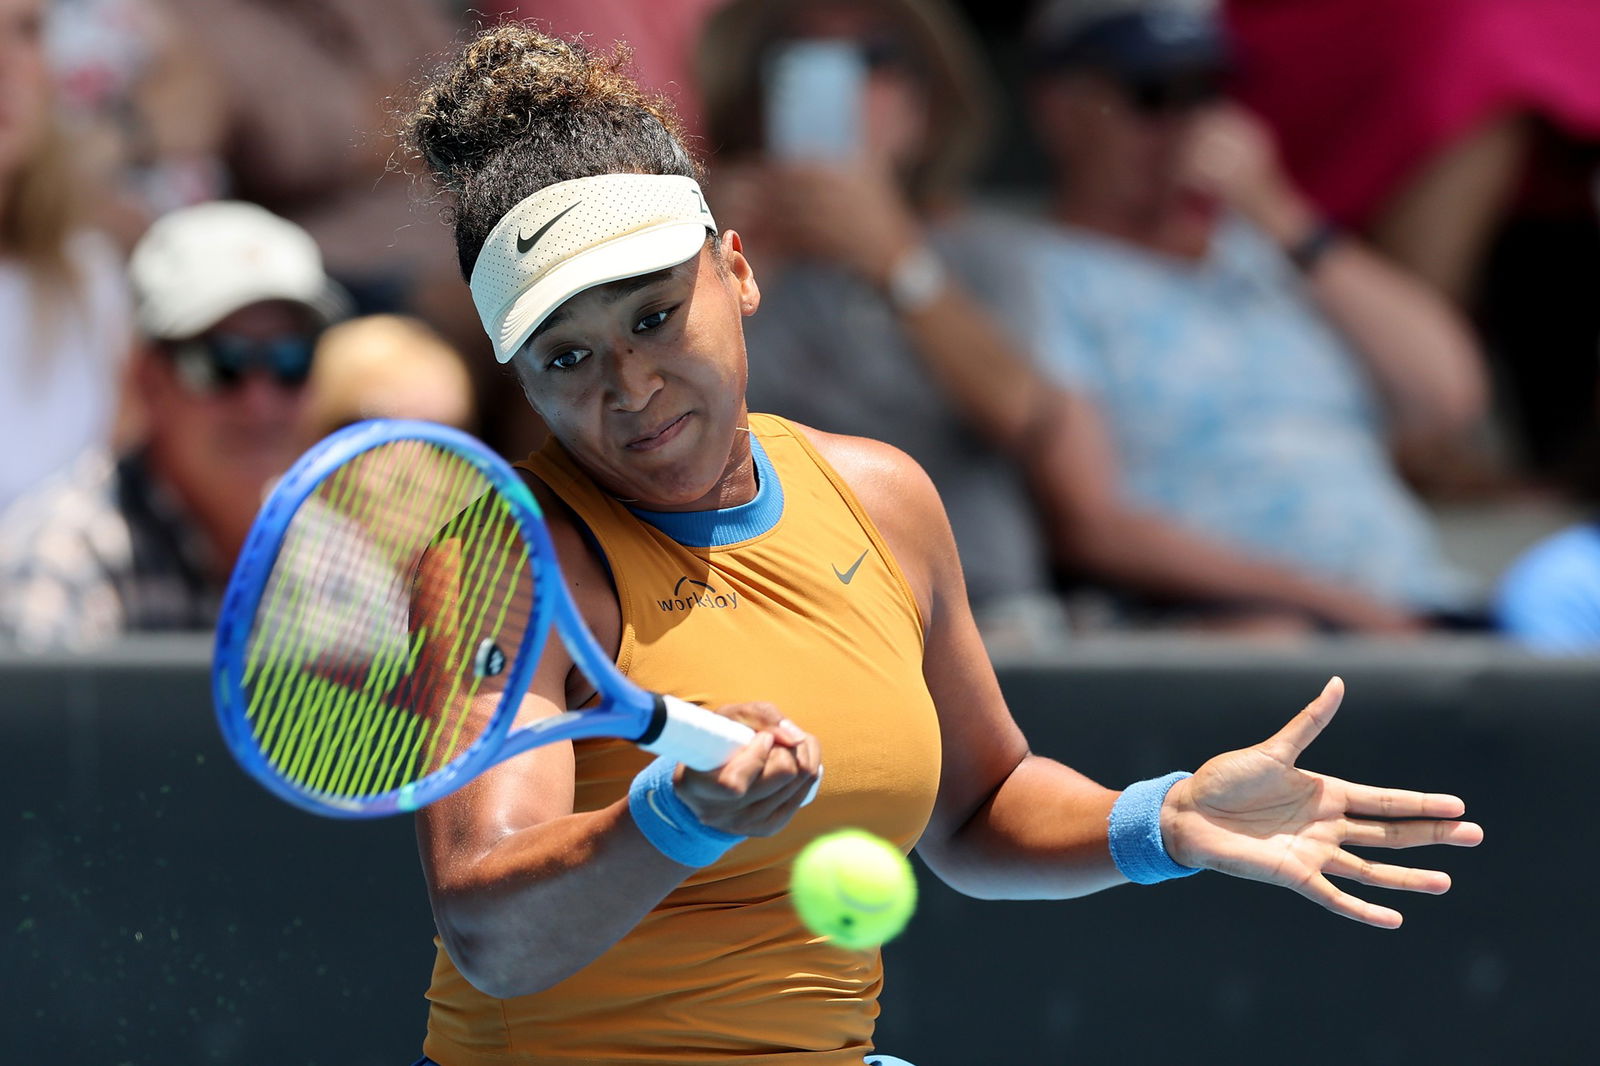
[832,549,870,584]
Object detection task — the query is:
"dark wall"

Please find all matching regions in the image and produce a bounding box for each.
[4,643,435,1065]
[2,638,1585,1064]
[880,648,1582,1064]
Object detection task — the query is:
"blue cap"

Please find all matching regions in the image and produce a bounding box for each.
[1030,4,1231,79]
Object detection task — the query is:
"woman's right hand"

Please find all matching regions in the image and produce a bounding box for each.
[674,702,821,838]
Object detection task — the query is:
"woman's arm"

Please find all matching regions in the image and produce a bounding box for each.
[1189,105,1488,446]
[812,429,1481,919]
[1028,389,1425,633]
[414,495,819,999]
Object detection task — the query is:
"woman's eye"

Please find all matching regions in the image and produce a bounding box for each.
[548,348,591,371]
[635,308,674,333]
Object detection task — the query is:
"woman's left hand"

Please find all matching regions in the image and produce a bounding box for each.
[1162,677,1484,928]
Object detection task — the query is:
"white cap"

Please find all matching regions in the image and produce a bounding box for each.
[469,174,718,364]
[129,201,352,341]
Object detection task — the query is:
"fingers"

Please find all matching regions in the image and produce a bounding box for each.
[678,703,821,837]
[1341,817,1485,850]
[1260,676,1344,765]
[1286,831,1469,928]
[1323,849,1452,895]
[693,734,816,837]
[1333,780,1471,820]
[1292,871,1405,930]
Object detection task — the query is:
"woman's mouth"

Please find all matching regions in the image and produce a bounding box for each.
[625,412,691,451]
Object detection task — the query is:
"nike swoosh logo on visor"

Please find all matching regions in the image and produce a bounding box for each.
[833,550,870,584]
[517,201,581,255]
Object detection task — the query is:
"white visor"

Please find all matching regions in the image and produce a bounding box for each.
[469,173,718,363]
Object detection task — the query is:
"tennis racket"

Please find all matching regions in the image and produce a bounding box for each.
[212,419,781,818]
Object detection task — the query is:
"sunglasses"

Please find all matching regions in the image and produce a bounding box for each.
[166,332,318,394]
[1122,71,1225,115]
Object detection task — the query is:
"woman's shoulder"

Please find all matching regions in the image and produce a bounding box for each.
[777,416,940,544]
[775,419,951,609]
[775,419,937,504]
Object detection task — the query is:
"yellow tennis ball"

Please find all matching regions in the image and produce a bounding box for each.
[790,829,917,951]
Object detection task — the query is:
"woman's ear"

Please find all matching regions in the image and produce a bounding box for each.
[721,229,761,317]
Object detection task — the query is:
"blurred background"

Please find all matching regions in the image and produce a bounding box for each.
[3,0,1598,1060]
[10,0,1600,653]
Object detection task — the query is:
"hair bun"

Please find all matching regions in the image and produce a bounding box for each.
[405,23,703,280]
[409,24,678,194]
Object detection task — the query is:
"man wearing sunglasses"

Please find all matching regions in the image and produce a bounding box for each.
[997,0,1490,633]
[0,201,349,649]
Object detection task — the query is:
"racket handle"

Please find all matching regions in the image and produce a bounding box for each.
[645,694,756,769]
[643,695,821,805]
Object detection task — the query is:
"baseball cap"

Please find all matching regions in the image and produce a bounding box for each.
[1029,0,1230,80]
[469,173,718,364]
[129,201,352,342]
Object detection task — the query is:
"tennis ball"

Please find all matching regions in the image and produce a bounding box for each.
[790,829,917,951]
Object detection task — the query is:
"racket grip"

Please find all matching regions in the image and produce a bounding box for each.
[646,695,756,769]
[644,695,821,805]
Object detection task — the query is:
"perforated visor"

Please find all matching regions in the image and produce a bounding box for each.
[490,221,708,362]
[469,174,717,363]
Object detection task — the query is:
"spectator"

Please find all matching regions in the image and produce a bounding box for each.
[696,0,1071,651]
[1019,0,1489,632]
[1225,0,1600,305]
[0,201,348,649]
[1494,521,1600,655]
[298,313,476,446]
[1493,449,1600,654]
[0,0,132,514]
[1223,0,1600,485]
[160,5,475,322]
[45,0,227,248]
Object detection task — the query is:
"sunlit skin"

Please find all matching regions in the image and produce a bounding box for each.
[510,230,762,512]
[0,0,47,197]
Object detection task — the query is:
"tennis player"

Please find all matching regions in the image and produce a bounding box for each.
[402,25,1482,1065]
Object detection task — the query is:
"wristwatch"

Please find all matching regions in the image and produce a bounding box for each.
[884,244,948,313]
[1288,219,1342,274]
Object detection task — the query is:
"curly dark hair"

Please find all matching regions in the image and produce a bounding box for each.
[405,24,705,281]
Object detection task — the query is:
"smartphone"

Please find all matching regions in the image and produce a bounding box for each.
[763,40,865,162]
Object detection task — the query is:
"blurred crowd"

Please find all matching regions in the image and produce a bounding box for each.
[6,0,1600,654]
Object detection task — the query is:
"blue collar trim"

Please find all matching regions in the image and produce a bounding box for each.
[626,435,783,548]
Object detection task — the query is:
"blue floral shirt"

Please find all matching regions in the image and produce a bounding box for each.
[1031,216,1468,610]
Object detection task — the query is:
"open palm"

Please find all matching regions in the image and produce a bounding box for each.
[1163,677,1483,928]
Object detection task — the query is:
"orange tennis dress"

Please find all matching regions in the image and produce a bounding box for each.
[421,414,942,1065]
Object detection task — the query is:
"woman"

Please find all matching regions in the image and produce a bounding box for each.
[403,25,1481,1065]
[696,0,1070,651]
[0,0,131,513]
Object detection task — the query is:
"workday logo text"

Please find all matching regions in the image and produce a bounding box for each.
[657,576,741,612]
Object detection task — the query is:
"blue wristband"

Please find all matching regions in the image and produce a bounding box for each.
[628,755,745,868]
[1108,771,1202,885]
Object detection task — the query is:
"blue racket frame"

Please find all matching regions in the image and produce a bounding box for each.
[212,419,664,818]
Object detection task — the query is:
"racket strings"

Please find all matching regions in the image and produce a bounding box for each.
[304,451,455,797]
[239,441,536,801]
[414,488,527,778]
[246,447,434,792]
